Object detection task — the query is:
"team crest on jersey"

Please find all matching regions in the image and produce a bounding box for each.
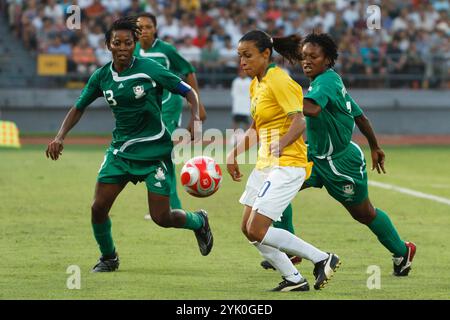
[343,184,355,195]
[154,167,166,181]
[133,85,146,99]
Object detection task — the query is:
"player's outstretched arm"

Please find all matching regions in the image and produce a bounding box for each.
[303,98,322,117]
[46,107,84,161]
[184,89,201,141]
[185,72,206,121]
[355,114,386,174]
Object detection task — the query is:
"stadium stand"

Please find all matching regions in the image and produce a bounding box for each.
[0,0,448,89]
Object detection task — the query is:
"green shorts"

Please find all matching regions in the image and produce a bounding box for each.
[304,142,368,205]
[97,150,174,196]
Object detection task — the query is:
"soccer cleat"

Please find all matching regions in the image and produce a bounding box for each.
[313,253,341,290]
[393,241,416,276]
[92,253,120,272]
[270,277,310,292]
[261,255,302,270]
[194,210,213,256]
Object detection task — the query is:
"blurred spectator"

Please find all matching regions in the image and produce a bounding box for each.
[194,5,212,29]
[200,37,220,86]
[5,0,449,89]
[72,37,97,74]
[87,23,104,49]
[46,35,71,57]
[158,15,180,40]
[85,0,106,19]
[123,0,143,17]
[404,43,425,88]
[77,0,94,10]
[101,0,127,14]
[44,0,64,25]
[230,68,251,131]
[179,13,198,40]
[219,35,238,85]
[342,0,359,28]
[36,17,58,52]
[193,27,209,48]
[95,39,111,67]
[178,36,201,67]
[392,8,409,31]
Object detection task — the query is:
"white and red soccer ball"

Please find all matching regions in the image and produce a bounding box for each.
[180,156,222,198]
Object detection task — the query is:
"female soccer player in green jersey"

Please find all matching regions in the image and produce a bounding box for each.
[264,33,415,276]
[135,12,206,212]
[45,17,213,272]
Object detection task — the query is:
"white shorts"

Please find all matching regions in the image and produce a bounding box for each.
[239,166,306,222]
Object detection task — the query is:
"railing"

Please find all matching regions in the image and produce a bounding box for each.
[0,54,448,89]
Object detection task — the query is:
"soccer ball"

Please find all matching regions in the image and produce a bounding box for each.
[180,156,222,198]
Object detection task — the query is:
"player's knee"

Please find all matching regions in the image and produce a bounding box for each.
[91,202,110,224]
[150,211,172,228]
[241,221,249,237]
[350,210,373,225]
[246,223,264,242]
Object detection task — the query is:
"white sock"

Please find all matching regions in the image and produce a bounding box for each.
[252,242,302,283]
[261,227,329,264]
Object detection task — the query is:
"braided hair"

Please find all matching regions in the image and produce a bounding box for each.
[105,16,140,46]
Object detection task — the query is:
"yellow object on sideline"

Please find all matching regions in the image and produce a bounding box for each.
[0,120,21,148]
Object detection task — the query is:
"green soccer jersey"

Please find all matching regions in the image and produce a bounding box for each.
[134,39,195,129]
[304,68,363,159]
[75,57,183,161]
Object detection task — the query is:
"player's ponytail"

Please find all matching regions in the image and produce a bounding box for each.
[239,30,302,64]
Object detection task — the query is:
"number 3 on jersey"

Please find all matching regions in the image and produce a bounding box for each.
[103,90,117,106]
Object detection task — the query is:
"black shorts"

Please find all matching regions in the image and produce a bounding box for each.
[233,114,250,124]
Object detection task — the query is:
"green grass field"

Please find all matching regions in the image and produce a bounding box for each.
[1,144,449,299]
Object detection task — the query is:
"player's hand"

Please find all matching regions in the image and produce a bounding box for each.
[46,138,64,160]
[199,103,207,121]
[371,148,386,174]
[226,156,243,182]
[187,119,202,143]
[270,141,282,158]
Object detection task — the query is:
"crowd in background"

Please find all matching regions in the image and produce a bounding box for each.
[3,0,449,88]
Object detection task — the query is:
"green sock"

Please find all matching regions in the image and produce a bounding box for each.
[368,208,407,257]
[183,211,204,230]
[92,218,115,257]
[170,163,182,209]
[273,204,295,234]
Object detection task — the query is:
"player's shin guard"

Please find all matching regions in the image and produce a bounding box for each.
[261,227,328,264]
[252,241,301,282]
[92,217,116,257]
[368,208,407,257]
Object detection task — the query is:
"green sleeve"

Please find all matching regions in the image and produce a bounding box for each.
[348,95,363,117]
[146,59,183,93]
[75,69,102,110]
[304,83,329,109]
[167,44,196,76]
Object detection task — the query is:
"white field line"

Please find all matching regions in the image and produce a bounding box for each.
[369,181,450,206]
